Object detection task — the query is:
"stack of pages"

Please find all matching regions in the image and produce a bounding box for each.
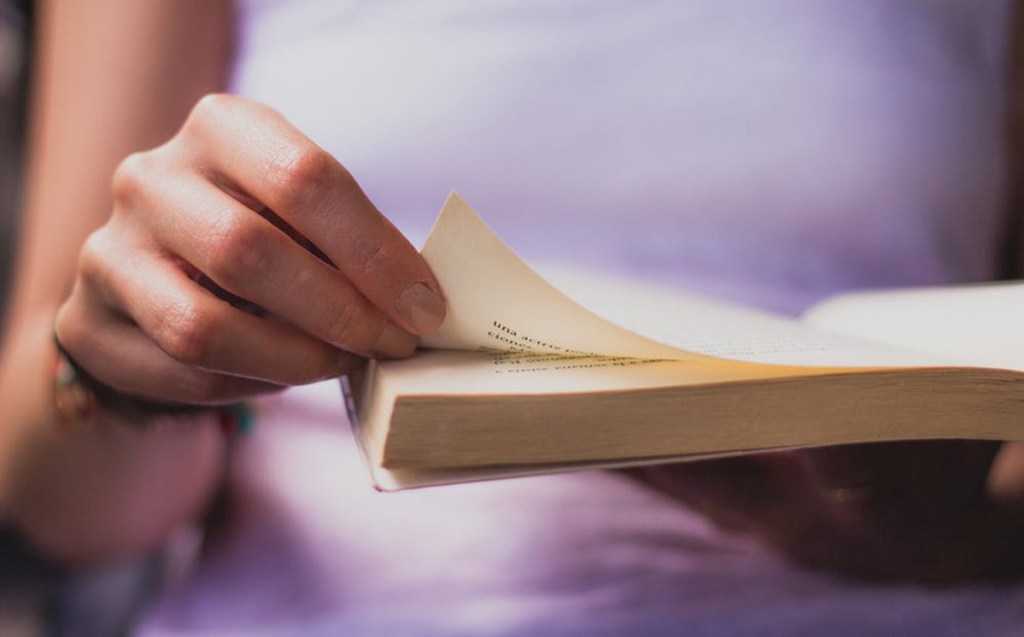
[345,194,1024,490]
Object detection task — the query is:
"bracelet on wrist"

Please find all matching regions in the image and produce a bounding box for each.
[52,335,253,436]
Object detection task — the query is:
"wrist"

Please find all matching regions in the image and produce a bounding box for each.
[52,335,252,436]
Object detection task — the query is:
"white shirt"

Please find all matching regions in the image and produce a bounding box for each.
[143,2,1021,635]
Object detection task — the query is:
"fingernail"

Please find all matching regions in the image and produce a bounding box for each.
[372,322,418,359]
[395,282,446,334]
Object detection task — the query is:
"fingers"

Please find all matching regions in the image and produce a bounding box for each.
[785,442,1007,580]
[790,446,879,525]
[631,456,800,533]
[795,441,1001,516]
[66,94,433,407]
[118,174,416,359]
[177,94,446,335]
[77,227,367,387]
[56,282,284,406]
[629,442,1014,582]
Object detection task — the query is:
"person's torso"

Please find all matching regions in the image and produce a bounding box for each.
[233,0,1009,313]
[143,3,1024,636]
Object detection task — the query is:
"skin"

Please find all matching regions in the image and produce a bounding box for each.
[1,0,1022,581]
[0,0,238,563]
[632,441,1024,583]
[0,0,444,563]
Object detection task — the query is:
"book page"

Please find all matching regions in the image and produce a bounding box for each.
[420,193,703,362]
[420,194,943,368]
[377,349,827,397]
[539,266,949,367]
[804,282,1024,372]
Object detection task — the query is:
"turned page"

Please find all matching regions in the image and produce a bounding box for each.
[420,194,945,369]
[419,193,703,361]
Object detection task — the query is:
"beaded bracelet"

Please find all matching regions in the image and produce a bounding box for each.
[53,336,253,436]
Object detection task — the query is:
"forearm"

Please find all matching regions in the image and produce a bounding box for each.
[0,311,225,564]
[0,0,234,563]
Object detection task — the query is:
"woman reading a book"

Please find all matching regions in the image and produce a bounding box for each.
[2,0,1024,634]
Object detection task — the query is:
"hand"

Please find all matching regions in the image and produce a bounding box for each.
[55,94,446,406]
[630,440,1024,583]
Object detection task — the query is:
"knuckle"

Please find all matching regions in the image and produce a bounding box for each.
[76,230,131,309]
[204,215,272,288]
[54,292,90,353]
[352,238,390,276]
[188,93,234,129]
[155,302,218,367]
[77,230,112,286]
[111,152,152,206]
[268,143,335,210]
[324,301,365,349]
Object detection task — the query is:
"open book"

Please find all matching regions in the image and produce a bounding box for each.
[344,194,1024,490]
